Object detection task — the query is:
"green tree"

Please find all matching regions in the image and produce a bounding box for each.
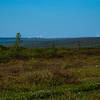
[14,32,21,49]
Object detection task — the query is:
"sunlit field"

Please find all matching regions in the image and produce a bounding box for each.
[1,45,100,100]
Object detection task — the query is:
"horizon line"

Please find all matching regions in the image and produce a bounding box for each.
[0,36,100,39]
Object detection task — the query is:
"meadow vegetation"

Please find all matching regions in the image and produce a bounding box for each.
[0,43,100,99]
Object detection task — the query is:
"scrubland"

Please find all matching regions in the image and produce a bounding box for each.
[0,46,100,100]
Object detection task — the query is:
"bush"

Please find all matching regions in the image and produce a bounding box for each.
[0,48,3,61]
[5,48,22,58]
[32,48,44,57]
[0,46,6,61]
[44,49,56,58]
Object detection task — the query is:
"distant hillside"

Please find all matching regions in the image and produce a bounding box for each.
[0,37,100,48]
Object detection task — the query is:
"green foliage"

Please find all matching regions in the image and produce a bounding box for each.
[14,32,22,49]
[1,47,100,99]
[0,47,2,56]
[0,48,3,61]
[5,48,21,58]
[1,82,100,100]
[44,49,56,58]
[30,47,57,58]
[3,33,23,58]
[0,46,6,60]
[32,48,44,57]
[44,44,57,58]
[0,45,5,49]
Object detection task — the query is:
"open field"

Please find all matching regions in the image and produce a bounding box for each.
[0,0,100,99]
[0,46,100,99]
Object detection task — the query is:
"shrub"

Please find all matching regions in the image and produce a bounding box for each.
[44,49,56,58]
[5,48,21,58]
[32,48,44,57]
[0,47,6,61]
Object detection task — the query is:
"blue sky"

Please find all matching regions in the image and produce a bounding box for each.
[0,0,100,38]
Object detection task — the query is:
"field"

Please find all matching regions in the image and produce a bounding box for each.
[0,46,100,100]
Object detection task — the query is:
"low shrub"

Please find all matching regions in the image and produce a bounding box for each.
[44,48,57,58]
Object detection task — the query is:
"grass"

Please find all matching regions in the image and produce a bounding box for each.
[1,47,100,99]
[1,82,100,100]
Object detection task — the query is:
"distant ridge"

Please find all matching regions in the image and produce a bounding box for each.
[0,37,100,48]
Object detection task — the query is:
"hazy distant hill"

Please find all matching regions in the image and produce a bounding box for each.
[0,37,100,48]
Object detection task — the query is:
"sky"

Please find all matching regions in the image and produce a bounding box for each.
[0,0,100,38]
